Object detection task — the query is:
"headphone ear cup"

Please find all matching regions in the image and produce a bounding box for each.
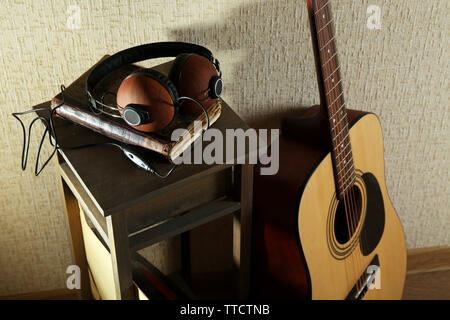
[117,69,178,133]
[169,54,221,115]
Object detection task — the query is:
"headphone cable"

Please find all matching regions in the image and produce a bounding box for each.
[146,96,211,177]
[12,85,126,176]
[12,85,211,178]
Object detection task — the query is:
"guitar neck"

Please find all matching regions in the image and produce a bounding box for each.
[308,0,355,198]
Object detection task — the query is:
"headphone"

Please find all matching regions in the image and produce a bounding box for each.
[86,42,222,133]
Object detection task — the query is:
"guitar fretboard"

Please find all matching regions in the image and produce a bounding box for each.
[310,0,355,198]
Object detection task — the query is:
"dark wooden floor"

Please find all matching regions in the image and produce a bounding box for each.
[403,246,450,300]
[1,288,79,300]
[2,247,449,300]
[403,269,450,300]
[2,270,448,300]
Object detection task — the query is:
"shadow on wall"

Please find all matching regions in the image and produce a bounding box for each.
[170,0,317,129]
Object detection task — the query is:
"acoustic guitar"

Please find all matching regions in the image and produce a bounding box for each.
[251,0,407,299]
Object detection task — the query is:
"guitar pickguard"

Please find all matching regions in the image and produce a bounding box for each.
[360,172,386,256]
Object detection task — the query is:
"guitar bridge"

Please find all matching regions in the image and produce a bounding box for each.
[346,255,380,300]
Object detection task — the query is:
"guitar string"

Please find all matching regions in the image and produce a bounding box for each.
[313,0,356,292]
[322,1,361,294]
[316,0,370,295]
[321,2,368,293]
[313,0,354,292]
[315,0,368,294]
[350,174,367,289]
[328,1,367,294]
[312,0,354,292]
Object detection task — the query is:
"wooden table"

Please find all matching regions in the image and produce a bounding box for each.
[42,61,253,300]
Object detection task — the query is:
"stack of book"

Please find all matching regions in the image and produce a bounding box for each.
[51,57,221,163]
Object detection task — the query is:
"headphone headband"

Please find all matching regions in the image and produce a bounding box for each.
[86,42,218,96]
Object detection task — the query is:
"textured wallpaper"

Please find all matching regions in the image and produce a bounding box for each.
[0,0,448,296]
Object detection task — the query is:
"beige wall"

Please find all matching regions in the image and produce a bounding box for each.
[0,0,448,296]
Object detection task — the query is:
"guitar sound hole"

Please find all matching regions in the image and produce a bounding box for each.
[334,185,363,245]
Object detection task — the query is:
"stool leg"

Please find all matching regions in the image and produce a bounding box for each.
[233,164,254,299]
[58,176,91,300]
[106,213,135,300]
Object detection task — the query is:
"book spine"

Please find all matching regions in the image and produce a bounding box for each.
[51,98,172,158]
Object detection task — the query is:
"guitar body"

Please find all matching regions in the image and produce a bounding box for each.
[251,107,407,299]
